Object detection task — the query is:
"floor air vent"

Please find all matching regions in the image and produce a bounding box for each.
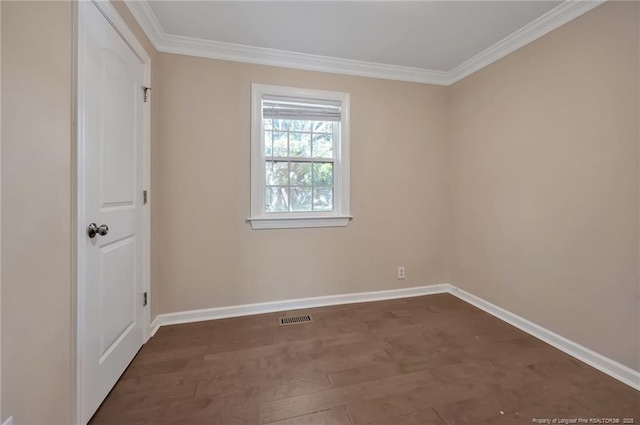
[279,315,313,326]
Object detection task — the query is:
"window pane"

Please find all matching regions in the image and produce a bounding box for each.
[313,187,333,211]
[272,119,289,131]
[289,132,311,157]
[312,134,333,158]
[264,119,273,130]
[290,162,312,186]
[289,120,312,132]
[313,162,333,186]
[312,121,333,134]
[265,186,289,212]
[265,161,288,186]
[264,131,273,156]
[291,187,312,211]
[272,132,287,157]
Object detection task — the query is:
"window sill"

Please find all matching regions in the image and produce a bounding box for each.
[248,215,352,230]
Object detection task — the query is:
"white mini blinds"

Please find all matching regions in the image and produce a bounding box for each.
[250,84,351,230]
[262,95,342,122]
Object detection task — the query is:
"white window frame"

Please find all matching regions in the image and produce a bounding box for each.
[249,84,351,229]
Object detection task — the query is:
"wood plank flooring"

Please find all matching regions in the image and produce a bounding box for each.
[89,294,639,425]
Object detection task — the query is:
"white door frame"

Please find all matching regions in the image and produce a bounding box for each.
[73,1,151,424]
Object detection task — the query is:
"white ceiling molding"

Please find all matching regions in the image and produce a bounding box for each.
[124,0,165,47]
[160,34,451,85]
[124,0,605,87]
[124,0,449,85]
[448,0,606,83]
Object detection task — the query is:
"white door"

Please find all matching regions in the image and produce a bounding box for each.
[78,2,145,423]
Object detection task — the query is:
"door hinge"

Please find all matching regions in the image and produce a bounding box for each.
[143,190,148,205]
[142,86,151,103]
[143,292,148,307]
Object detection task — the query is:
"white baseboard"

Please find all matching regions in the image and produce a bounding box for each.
[149,284,450,335]
[448,286,640,391]
[2,416,13,425]
[147,283,639,391]
[149,316,161,337]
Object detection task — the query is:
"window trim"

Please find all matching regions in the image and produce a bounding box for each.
[249,84,351,229]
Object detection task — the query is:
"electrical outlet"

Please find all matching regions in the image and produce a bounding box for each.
[398,266,405,279]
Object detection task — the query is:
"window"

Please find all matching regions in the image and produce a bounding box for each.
[249,84,351,229]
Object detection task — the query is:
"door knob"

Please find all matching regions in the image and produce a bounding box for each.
[87,223,109,238]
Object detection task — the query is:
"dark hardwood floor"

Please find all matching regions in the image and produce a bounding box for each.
[89,294,639,425]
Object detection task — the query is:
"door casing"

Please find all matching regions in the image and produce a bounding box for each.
[73,2,151,424]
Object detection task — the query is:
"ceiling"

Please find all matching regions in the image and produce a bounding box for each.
[126,1,604,85]
[148,1,559,72]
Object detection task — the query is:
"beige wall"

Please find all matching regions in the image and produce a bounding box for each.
[1,2,73,423]
[0,2,158,424]
[157,55,450,313]
[449,1,640,370]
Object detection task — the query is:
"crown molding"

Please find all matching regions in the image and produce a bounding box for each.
[124,0,165,47]
[123,0,448,85]
[124,0,605,87]
[447,0,606,84]
[160,33,451,85]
